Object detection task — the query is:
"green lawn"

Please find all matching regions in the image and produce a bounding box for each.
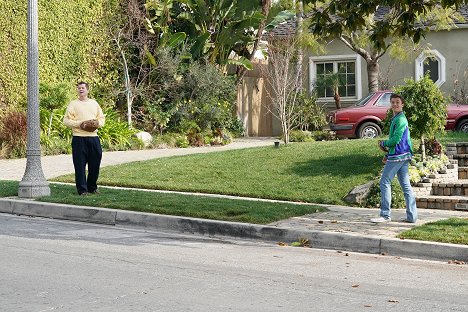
[434,131,468,145]
[53,139,384,205]
[398,218,468,245]
[0,181,326,224]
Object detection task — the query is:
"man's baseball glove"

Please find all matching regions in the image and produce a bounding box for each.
[80,119,99,132]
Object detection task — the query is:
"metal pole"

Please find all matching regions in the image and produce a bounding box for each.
[18,0,50,198]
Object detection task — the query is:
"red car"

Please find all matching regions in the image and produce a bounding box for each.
[328,91,468,139]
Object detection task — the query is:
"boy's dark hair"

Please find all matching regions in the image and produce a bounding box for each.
[390,93,405,104]
[76,81,89,89]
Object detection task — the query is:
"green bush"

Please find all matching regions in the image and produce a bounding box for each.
[288,130,314,142]
[311,130,336,141]
[363,178,406,209]
[97,108,137,151]
[293,92,327,131]
[0,0,121,110]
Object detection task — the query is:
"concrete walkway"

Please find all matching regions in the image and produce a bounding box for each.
[1,137,467,262]
[0,137,277,180]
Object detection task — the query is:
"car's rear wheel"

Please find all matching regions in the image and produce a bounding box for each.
[456,119,468,133]
[358,122,381,139]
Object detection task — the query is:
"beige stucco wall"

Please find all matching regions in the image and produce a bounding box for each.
[305,27,468,109]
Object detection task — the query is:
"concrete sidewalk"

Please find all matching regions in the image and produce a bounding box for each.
[1,137,467,262]
[0,137,277,180]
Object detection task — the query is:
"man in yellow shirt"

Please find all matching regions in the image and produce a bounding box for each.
[63,81,105,195]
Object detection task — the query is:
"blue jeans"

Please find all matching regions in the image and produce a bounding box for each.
[380,160,417,222]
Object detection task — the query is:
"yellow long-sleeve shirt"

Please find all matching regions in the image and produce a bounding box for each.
[63,98,105,137]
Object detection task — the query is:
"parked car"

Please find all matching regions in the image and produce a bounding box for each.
[327,91,468,138]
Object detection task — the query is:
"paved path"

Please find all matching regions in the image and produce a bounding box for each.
[0,137,277,180]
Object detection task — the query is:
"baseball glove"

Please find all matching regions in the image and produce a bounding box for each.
[80,119,99,132]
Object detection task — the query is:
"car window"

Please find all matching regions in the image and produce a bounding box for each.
[354,93,374,107]
[376,93,392,106]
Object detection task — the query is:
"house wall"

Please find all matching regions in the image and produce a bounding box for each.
[306,27,468,110]
[378,27,468,99]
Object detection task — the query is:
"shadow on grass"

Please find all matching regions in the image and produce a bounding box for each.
[289,153,382,178]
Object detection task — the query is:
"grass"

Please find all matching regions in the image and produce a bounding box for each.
[435,131,468,145]
[53,139,384,205]
[0,181,326,224]
[398,218,468,245]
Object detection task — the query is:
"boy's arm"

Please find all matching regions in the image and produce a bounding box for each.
[383,118,407,147]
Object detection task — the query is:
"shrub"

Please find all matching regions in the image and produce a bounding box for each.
[0,111,27,158]
[97,108,137,151]
[394,75,448,160]
[288,130,314,142]
[293,92,327,131]
[311,130,336,141]
[363,178,406,209]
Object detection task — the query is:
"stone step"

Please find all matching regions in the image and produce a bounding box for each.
[454,203,468,211]
[458,167,468,179]
[451,155,468,167]
[431,180,468,196]
[446,142,468,155]
[416,195,468,210]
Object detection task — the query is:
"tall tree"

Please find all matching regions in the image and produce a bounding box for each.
[308,2,462,92]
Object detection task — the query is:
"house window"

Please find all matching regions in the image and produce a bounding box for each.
[415,49,446,87]
[309,54,362,100]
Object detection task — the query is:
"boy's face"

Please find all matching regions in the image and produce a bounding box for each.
[390,97,403,114]
[77,84,89,98]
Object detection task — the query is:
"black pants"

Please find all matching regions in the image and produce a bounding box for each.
[72,136,102,195]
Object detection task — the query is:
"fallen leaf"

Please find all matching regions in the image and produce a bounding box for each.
[351,284,359,288]
[388,299,399,303]
[364,304,373,308]
[448,260,466,265]
[278,242,288,246]
[345,253,349,256]
[318,220,324,224]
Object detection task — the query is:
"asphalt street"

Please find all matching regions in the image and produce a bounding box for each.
[1,214,467,312]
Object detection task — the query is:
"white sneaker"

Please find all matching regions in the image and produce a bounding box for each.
[370,217,391,223]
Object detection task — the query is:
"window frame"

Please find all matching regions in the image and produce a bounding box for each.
[415,49,446,87]
[309,54,362,101]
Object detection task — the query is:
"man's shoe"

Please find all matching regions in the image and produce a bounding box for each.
[370,216,391,223]
[90,189,100,194]
[80,192,90,196]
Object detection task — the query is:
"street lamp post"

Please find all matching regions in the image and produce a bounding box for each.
[18,0,50,198]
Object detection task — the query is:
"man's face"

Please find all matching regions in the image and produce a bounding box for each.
[390,97,403,114]
[77,84,88,97]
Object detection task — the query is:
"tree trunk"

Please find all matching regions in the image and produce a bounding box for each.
[367,60,380,93]
[236,0,271,85]
[295,0,304,92]
[334,87,341,109]
[420,135,426,162]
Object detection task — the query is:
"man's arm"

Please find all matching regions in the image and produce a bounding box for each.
[63,102,81,128]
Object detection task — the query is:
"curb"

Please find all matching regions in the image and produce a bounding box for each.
[1,198,467,262]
